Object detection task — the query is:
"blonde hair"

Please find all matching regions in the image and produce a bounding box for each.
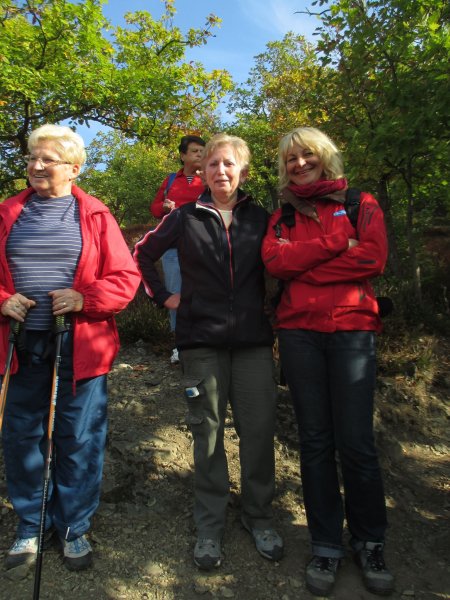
[278,126,344,189]
[202,133,251,170]
[28,124,86,166]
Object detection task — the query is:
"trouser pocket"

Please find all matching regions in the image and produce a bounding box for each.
[182,377,204,426]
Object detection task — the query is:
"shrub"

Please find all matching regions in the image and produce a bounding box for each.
[117,284,170,345]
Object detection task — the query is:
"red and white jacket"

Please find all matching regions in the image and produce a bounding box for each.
[262,192,388,333]
[0,185,141,381]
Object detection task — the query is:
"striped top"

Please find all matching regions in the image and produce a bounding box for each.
[6,193,82,330]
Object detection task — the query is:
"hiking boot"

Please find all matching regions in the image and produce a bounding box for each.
[170,348,179,365]
[354,542,394,596]
[305,555,340,597]
[193,537,222,570]
[242,517,283,561]
[62,535,93,571]
[5,537,38,570]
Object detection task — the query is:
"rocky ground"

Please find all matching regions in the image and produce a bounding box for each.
[0,336,449,600]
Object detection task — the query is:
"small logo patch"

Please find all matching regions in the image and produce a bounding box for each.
[333,209,346,217]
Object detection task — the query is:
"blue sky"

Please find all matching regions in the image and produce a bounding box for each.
[103,0,316,82]
[78,0,316,143]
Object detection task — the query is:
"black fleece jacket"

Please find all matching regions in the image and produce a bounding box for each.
[134,190,274,350]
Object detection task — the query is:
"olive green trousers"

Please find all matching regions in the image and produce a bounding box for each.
[180,346,277,539]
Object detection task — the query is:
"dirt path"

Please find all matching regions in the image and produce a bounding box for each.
[1,339,449,600]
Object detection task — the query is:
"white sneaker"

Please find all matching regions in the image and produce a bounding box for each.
[62,535,93,571]
[5,537,38,569]
[170,348,179,364]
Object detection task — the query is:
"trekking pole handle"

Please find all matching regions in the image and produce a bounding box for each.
[9,319,20,340]
[54,314,70,335]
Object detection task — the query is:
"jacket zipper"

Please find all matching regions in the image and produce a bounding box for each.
[196,202,236,343]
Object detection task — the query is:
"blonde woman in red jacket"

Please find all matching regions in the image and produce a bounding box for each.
[0,124,140,576]
[262,127,394,597]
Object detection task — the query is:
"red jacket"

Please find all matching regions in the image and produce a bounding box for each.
[262,192,388,333]
[150,168,205,218]
[0,185,141,380]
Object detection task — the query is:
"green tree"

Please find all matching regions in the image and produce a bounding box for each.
[229,33,323,210]
[305,0,450,300]
[0,0,233,193]
[79,131,180,226]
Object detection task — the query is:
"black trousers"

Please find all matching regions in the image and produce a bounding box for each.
[278,329,388,558]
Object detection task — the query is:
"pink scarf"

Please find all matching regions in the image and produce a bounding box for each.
[287,178,347,199]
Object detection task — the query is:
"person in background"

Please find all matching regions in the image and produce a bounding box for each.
[262,126,394,597]
[136,133,283,570]
[150,135,206,365]
[0,124,140,574]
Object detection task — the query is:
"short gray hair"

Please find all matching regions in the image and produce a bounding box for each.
[202,133,251,170]
[28,124,86,166]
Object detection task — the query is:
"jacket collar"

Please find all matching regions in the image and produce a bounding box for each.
[195,188,250,211]
[280,188,347,223]
[0,185,109,226]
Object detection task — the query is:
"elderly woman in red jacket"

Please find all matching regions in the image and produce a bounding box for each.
[0,124,140,575]
[262,127,394,597]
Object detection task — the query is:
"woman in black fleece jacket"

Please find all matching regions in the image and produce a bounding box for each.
[134,133,283,570]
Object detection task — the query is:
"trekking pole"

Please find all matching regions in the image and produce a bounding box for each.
[0,320,20,432]
[33,315,69,600]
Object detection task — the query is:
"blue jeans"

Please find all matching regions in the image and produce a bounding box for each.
[278,329,388,558]
[2,330,107,541]
[161,248,181,332]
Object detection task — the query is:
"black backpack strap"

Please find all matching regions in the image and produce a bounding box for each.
[271,203,297,307]
[344,188,361,228]
[273,203,296,238]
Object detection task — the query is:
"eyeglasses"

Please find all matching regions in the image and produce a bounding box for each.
[24,155,73,167]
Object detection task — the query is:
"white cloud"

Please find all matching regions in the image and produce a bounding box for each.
[240,0,317,40]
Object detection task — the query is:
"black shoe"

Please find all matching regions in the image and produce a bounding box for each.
[305,555,340,596]
[193,537,222,570]
[354,542,394,596]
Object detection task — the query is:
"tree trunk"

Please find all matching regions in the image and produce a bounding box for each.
[377,176,401,277]
[404,166,422,306]
[270,185,279,212]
